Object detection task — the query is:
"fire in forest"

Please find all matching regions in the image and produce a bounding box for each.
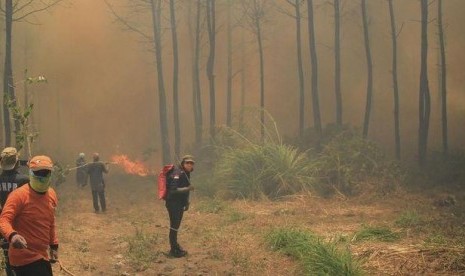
[110,154,153,177]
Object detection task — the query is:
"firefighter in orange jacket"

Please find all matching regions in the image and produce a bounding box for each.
[0,155,58,276]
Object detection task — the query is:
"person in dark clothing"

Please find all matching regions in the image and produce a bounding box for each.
[165,155,195,258]
[86,153,109,213]
[75,153,87,188]
[0,147,29,276]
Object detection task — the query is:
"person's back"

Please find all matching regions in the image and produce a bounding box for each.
[87,161,107,190]
[87,153,109,213]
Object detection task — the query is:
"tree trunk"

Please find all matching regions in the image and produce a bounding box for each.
[169,0,181,157]
[150,0,171,164]
[295,0,305,137]
[307,0,322,143]
[193,0,203,146]
[206,0,216,138]
[388,0,401,160]
[255,14,265,142]
[239,29,246,131]
[334,0,342,128]
[418,0,431,165]
[438,0,448,155]
[3,0,16,146]
[226,0,233,127]
[361,0,373,139]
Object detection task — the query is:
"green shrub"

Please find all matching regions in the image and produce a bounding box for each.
[315,130,404,196]
[353,226,401,242]
[266,228,364,275]
[408,151,465,188]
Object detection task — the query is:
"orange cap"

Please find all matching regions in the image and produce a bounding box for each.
[29,155,54,171]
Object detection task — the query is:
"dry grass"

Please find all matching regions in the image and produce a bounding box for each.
[52,174,465,275]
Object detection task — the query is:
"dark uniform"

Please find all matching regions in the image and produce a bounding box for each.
[87,161,108,212]
[166,166,191,256]
[0,169,29,276]
[76,156,87,187]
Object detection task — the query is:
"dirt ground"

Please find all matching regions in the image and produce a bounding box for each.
[51,174,465,276]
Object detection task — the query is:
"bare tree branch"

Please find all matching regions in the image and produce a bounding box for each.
[104,0,152,42]
[13,0,65,21]
[13,0,34,15]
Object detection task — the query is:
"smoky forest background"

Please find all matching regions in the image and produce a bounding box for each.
[0,0,465,275]
[1,0,464,194]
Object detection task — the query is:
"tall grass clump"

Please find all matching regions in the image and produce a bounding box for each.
[209,110,316,200]
[215,143,316,199]
[266,228,364,275]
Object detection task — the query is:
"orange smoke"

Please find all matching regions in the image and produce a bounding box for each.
[110,155,152,176]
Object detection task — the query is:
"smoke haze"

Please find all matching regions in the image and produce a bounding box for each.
[7,0,465,166]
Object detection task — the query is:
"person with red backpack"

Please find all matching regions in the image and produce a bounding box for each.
[164,155,195,258]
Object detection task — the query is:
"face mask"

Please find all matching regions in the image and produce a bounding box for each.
[29,170,51,193]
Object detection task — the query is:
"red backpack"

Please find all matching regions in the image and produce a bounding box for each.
[158,164,174,200]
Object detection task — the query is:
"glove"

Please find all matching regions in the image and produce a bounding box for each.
[11,234,27,249]
[49,248,58,263]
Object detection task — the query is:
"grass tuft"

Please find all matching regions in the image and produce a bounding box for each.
[395,210,423,228]
[353,226,401,242]
[266,228,364,275]
[126,228,159,271]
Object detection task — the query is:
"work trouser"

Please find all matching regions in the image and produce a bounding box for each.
[1,238,14,276]
[92,189,106,212]
[13,259,53,276]
[166,202,185,250]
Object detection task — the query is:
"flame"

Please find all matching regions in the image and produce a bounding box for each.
[111,154,152,176]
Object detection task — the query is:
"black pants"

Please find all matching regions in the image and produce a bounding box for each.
[1,238,14,276]
[92,190,106,212]
[166,202,184,250]
[13,259,53,276]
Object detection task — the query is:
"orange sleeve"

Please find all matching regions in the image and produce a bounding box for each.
[0,189,23,241]
[49,190,58,246]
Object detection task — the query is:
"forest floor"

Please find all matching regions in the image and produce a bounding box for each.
[51,174,465,276]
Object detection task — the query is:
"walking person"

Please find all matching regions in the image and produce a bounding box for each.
[75,153,87,188]
[165,155,195,258]
[0,147,29,276]
[87,153,109,213]
[0,155,59,276]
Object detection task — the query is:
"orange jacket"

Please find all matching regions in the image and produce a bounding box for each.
[0,184,58,266]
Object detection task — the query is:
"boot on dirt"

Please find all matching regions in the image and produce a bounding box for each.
[176,243,188,255]
[169,248,187,258]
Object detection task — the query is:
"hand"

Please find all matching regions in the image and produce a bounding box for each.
[11,234,27,249]
[49,249,58,263]
[184,203,190,211]
[188,185,195,191]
